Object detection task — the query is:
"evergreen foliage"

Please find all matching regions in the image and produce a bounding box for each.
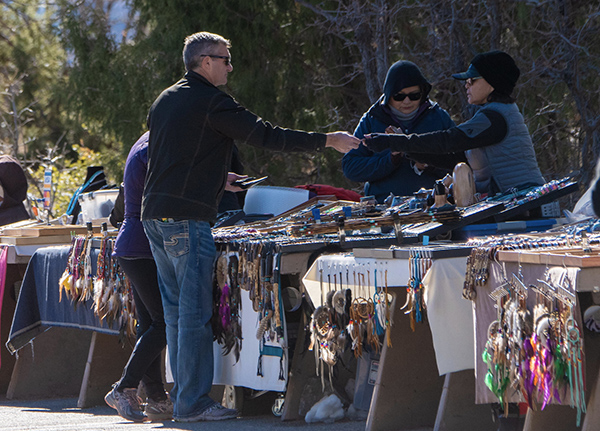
[1,0,599,215]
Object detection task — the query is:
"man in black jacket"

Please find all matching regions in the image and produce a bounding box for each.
[141,31,358,423]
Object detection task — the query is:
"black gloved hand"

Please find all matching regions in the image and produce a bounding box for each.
[364,133,391,153]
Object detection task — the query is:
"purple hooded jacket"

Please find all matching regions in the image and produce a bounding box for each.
[113,132,152,258]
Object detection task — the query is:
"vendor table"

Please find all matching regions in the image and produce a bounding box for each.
[7,246,120,352]
[0,243,70,394]
[0,247,28,395]
[0,225,92,396]
[303,243,600,430]
[5,245,132,406]
[301,246,496,431]
[479,252,600,431]
[208,179,577,424]
[6,244,287,407]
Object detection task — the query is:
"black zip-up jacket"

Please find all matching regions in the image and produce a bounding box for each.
[142,70,326,223]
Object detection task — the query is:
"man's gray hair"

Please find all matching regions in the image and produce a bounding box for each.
[183,32,231,71]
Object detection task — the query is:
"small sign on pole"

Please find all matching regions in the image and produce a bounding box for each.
[43,167,52,223]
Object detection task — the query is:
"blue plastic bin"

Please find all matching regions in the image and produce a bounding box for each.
[453,219,557,240]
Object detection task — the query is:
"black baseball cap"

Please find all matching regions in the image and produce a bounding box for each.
[451,64,481,80]
[452,51,520,95]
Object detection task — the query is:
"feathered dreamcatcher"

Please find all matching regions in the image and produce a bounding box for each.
[213,251,243,363]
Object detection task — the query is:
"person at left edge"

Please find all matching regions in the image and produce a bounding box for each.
[141,31,359,424]
[0,155,30,226]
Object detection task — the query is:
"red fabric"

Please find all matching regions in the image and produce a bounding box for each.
[519,403,529,416]
[295,184,362,202]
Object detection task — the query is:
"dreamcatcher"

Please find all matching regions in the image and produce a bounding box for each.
[59,235,88,303]
[213,250,243,363]
[59,231,136,340]
[482,259,586,426]
[94,234,136,340]
[309,262,350,390]
[372,263,393,348]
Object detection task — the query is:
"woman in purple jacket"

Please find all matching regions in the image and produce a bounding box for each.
[105,132,172,422]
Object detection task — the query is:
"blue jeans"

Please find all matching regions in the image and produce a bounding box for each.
[142,219,216,419]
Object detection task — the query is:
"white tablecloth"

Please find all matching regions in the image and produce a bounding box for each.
[302,253,410,306]
[422,257,474,374]
[302,252,474,375]
[165,274,288,392]
[212,287,287,392]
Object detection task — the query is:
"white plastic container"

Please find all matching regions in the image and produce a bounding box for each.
[78,189,119,223]
[243,186,309,217]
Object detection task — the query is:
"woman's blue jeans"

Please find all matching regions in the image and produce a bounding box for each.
[142,219,216,419]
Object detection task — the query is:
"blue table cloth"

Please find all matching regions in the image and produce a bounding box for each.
[5,245,288,391]
[6,245,119,354]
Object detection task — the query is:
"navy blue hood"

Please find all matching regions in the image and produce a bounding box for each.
[382,60,432,105]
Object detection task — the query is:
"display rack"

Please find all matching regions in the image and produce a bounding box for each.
[353,243,474,259]
[402,201,505,238]
[492,179,578,221]
[496,247,600,268]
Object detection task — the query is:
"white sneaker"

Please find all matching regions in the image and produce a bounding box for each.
[145,396,173,421]
[175,403,238,422]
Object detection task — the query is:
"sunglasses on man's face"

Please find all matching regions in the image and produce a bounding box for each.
[202,54,232,66]
[393,91,422,102]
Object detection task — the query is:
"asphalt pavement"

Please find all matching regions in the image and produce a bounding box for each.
[0,396,376,431]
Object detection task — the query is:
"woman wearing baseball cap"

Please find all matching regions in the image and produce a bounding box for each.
[364,51,545,196]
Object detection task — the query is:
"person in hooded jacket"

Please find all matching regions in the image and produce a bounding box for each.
[342,60,463,203]
[364,51,545,196]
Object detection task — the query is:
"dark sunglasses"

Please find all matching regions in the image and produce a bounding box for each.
[393,91,422,102]
[202,54,231,66]
[465,77,482,86]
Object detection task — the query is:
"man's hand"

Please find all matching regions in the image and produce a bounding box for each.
[325,131,360,153]
[225,172,248,192]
